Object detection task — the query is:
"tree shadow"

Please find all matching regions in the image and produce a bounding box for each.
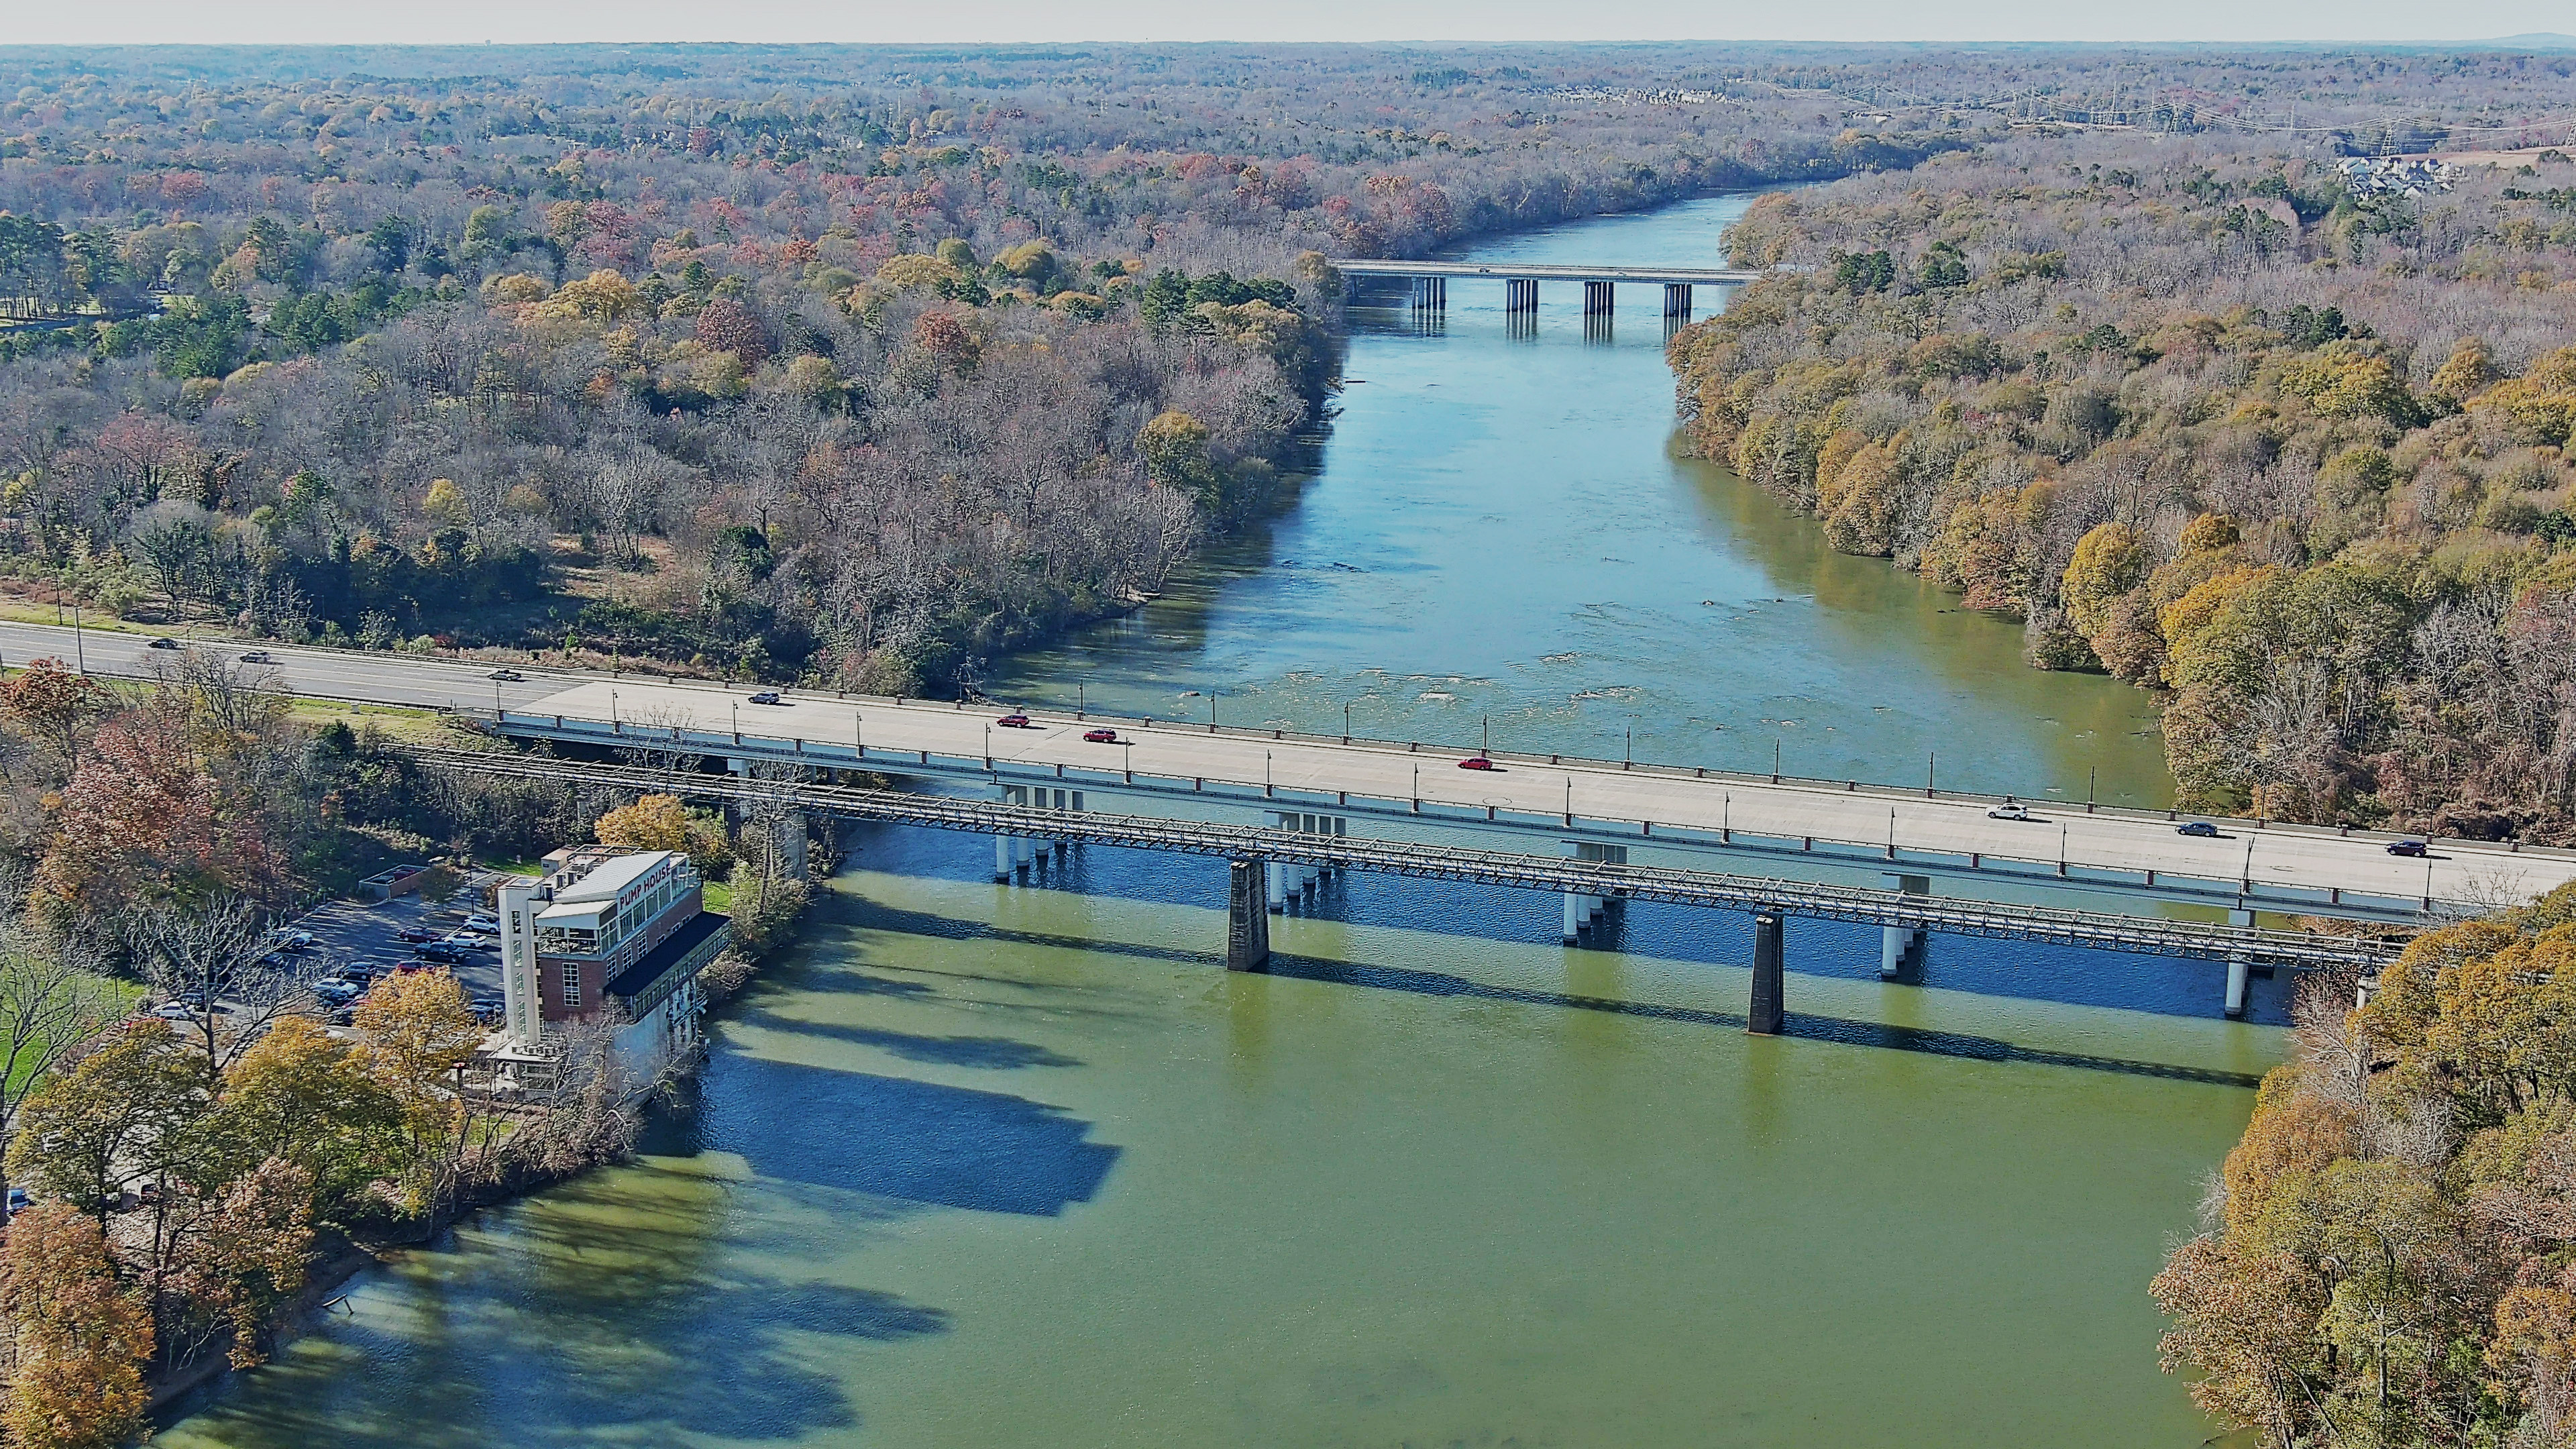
[705,1053,1120,1216]
[160,1161,947,1447]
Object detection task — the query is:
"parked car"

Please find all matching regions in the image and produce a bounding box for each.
[148,636,180,649]
[2177,820,2220,837]
[311,979,362,1004]
[150,1000,198,1020]
[442,933,496,952]
[395,927,440,944]
[462,914,500,932]
[1083,728,1119,743]
[747,690,786,705]
[1986,798,2032,821]
[1458,756,1497,771]
[413,943,466,964]
[239,649,273,664]
[996,713,1036,729]
[489,668,525,682]
[272,930,313,953]
[2387,838,2430,857]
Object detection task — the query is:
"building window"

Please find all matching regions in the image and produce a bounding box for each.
[561,964,582,1008]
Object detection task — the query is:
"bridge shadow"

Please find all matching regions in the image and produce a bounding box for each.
[802,890,2258,1088]
[733,1006,1083,1071]
[1254,952,2262,1088]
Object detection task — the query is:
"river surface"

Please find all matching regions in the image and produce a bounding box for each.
[167,197,2277,1448]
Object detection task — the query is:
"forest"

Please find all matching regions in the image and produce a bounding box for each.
[1670,125,2576,841]
[0,43,1974,694]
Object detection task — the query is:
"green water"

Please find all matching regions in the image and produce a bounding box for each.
[166,197,2269,1448]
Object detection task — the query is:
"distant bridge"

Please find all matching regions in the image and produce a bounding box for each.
[1336,260,1764,318]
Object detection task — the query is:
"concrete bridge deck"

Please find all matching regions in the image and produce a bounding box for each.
[492,677,2574,924]
[1337,260,1761,285]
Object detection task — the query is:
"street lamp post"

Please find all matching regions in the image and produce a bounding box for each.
[1344,701,1352,743]
[984,722,992,767]
[2088,766,2098,814]
[1079,682,1087,718]
[1123,740,1133,782]
[70,600,85,676]
[1483,714,1491,759]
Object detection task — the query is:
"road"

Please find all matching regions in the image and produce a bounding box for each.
[13,620,2567,911]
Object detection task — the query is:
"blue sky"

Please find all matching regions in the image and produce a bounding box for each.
[8,0,2575,48]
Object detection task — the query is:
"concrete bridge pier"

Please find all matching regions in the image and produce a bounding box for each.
[1582,280,1614,315]
[1506,278,1539,313]
[994,834,1013,881]
[1560,841,1628,943]
[1749,910,1786,1034]
[1880,873,1931,981]
[1227,859,1271,971]
[1663,282,1691,318]
[1410,276,1446,313]
[2225,908,2255,1019]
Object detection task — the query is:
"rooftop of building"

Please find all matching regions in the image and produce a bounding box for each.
[606,909,731,1003]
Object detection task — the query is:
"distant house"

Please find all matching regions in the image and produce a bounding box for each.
[493,846,729,1084]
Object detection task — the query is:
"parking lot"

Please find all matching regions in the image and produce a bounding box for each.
[275,871,513,1016]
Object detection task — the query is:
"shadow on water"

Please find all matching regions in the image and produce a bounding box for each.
[159,1161,947,1448]
[733,1007,1083,1071]
[706,1053,1120,1217]
[1252,952,2262,1088]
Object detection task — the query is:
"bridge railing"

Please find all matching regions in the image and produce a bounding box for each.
[469,704,2450,922]
[404,744,2403,971]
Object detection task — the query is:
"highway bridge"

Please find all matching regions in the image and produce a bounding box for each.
[1336,260,1763,318]
[9,622,2547,1021]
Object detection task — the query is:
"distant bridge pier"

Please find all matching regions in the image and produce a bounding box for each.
[1663,282,1691,319]
[1582,280,1614,315]
[994,784,1083,880]
[1879,873,1930,981]
[1749,909,1786,1034]
[1560,841,1628,943]
[1227,859,1271,971]
[1410,276,1446,314]
[1269,811,1347,911]
[1505,278,1539,313]
[2225,908,2255,1018]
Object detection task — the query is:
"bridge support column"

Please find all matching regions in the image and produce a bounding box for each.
[1880,873,1930,981]
[1227,860,1271,971]
[994,834,1013,881]
[1507,278,1539,313]
[1749,910,1785,1035]
[1664,282,1691,318]
[2225,908,2254,1020]
[1583,280,1613,315]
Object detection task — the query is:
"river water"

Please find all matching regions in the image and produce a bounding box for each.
[166,197,2277,1448]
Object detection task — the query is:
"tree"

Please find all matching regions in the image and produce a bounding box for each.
[0,920,116,1225]
[2061,521,2151,640]
[160,1159,313,1370]
[596,793,731,870]
[5,1019,204,1224]
[127,896,311,1083]
[353,969,485,1216]
[0,1201,152,1449]
[213,1016,404,1218]
[0,659,109,765]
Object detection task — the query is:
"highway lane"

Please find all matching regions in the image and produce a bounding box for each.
[515,676,2576,910]
[0,620,584,713]
[9,619,2563,910]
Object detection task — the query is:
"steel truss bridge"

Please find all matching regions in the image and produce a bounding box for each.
[405,747,2400,974]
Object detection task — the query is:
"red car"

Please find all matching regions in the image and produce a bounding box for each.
[1458,756,1496,771]
[996,714,1036,729]
[1083,729,1119,743]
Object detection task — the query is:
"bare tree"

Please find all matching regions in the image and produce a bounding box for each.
[126,896,316,1083]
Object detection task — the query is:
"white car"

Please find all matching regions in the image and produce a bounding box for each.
[1986,799,2033,821]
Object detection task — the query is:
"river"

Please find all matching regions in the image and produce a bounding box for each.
[164,196,2277,1448]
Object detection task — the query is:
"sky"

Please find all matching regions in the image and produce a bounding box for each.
[6,0,2576,47]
